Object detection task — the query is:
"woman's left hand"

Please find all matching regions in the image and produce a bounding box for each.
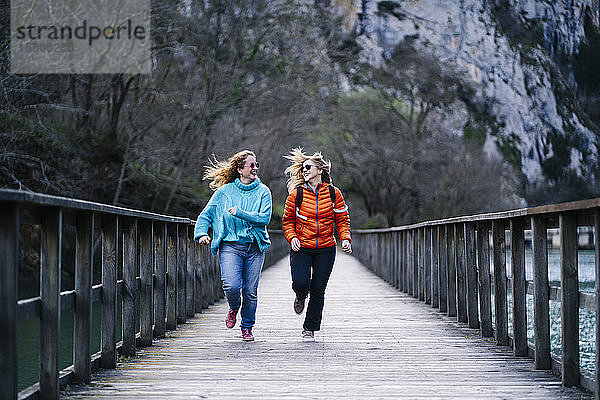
[228,206,237,216]
[341,239,352,254]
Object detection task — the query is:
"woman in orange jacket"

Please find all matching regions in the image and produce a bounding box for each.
[282,148,352,342]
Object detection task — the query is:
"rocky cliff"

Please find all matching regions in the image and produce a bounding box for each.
[339,0,600,184]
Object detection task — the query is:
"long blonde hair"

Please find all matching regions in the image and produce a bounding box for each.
[204,150,256,191]
[284,147,332,193]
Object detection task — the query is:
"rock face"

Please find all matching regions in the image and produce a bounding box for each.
[343,0,600,182]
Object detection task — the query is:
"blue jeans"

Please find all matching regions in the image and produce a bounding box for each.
[218,241,265,330]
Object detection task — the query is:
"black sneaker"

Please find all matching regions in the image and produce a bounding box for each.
[294,295,306,315]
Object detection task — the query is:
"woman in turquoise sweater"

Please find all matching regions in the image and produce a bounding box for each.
[194,150,272,341]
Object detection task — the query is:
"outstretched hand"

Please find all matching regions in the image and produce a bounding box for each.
[341,239,352,254]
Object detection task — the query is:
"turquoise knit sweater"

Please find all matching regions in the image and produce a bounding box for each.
[194,178,272,255]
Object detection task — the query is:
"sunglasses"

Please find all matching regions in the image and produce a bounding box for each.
[244,162,259,169]
[302,164,315,171]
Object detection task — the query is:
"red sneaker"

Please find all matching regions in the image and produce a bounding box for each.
[225,309,237,329]
[241,328,254,341]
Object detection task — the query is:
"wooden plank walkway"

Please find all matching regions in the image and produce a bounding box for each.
[62,253,590,399]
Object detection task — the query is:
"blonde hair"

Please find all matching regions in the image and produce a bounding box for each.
[204,150,256,191]
[284,147,332,193]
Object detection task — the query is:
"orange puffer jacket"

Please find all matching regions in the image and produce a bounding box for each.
[282,182,351,249]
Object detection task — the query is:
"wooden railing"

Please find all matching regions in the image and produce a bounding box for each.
[352,198,600,396]
[0,189,288,400]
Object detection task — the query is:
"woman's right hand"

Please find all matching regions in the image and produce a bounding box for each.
[290,237,301,252]
[197,235,211,245]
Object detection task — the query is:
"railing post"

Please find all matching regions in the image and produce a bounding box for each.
[594,209,600,398]
[465,222,479,330]
[398,231,404,291]
[413,230,419,298]
[186,226,195,318]
[139,220,153,347]
[0,203,19,400]
[195,242,204,312]
[492,220,508,346]
[477,222,493,337]
[40,208,62,400]
[560,212,579,386]
[74,212,94,382]
[425,227,431,305]
[431,227,439,308]
[419,228,425,301]
[166,223,178,330]
[438,226,448,314]
[510,218,527,356]
[122,218,137,356]
[531,215,550,369]
[101,215,118,368]
[408,230,413,295]
[177,225,187,323]
[402,231,408,293]
[447,224,457,318]
[456,224,467,323]
[154,222,167,337]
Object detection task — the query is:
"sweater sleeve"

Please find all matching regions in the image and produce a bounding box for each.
[281,188,298,243]
[234,187,272,227]
[194,190,220,239]
[333,187,351,242]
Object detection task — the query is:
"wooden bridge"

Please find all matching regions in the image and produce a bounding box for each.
[0,189,598,399]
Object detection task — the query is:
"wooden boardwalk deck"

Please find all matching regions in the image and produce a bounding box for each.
[62,253,590,399]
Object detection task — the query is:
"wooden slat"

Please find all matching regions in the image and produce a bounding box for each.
[154,222,167,337]
[408,231,414,296]
[139,221,154,347]
[195,244,204,312]
[186,227,195,317]
[595,209,600,399]
[477,222,492,337]
[424,228,431,304]
[492,221,508,346]
[431,227,439,309]
[0,203,19,399]
[531,215,550,369]
[560,213,579,386]
[122,219,137,356]
[166,224,178,331]
[177,225,187,323]
[456,224,467,323]
[418,228,425,301]
[101,215,118,369]
[438,226,448,314]
[74,212,94,383]
[510,218,527,356]
[465,222,479,329]
[40,208,62,400]
[447,224,457,318]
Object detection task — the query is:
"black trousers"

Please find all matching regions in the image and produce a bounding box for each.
[290,246,336,331]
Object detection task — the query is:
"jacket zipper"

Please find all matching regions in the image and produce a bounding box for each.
[315,184,319,248]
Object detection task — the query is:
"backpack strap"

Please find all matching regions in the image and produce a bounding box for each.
[295,186,307,220]
[330,185,348,213]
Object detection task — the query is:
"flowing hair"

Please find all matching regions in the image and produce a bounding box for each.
[204,150,256,191]
[284,147,332,193]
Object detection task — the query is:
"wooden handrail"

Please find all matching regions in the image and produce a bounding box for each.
[0,189,289,400]
[352,199,600,397]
